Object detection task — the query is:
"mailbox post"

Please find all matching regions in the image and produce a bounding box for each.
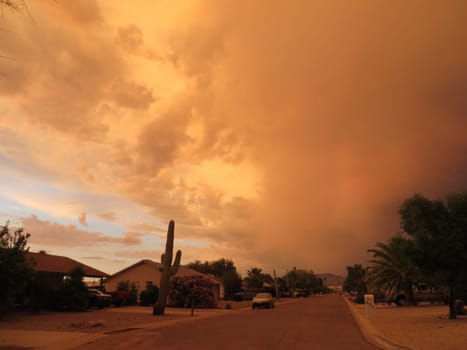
[364,294,375,319]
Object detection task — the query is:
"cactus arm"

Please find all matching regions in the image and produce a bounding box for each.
[171,250,182,275]
[165,220,175,264]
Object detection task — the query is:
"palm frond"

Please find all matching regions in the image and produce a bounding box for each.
[367,236,418,294]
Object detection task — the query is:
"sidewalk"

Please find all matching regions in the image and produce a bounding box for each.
[344,297,414,350]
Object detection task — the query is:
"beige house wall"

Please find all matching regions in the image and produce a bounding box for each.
[106,263,161,295]
[105,260,223,302]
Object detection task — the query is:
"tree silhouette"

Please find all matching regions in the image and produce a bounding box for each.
[186,258,242,298]
[343,264,367,303]
[246,267,265,289]
[400,191,467,319]
[367,235,417,305]
[0,221,33,312]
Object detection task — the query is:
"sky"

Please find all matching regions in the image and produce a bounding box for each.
[1,0,466,277]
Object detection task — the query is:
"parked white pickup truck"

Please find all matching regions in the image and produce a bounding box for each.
[386,283,448,306]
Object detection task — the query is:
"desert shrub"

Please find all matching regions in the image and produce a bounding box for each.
[355,294,365,304]
[371,290,387,303]
[28,273,59,311]
[115,280,138,305]
[455,299,466,315]
[117,280,130,291]
[128,282,138,305]
[56,267,89,311]
[139,284,158,306]
[169,275,217,309]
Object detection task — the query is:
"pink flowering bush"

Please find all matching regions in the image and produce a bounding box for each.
[169,275,217,308]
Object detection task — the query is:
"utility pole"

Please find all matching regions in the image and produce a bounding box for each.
[273,269,280,300]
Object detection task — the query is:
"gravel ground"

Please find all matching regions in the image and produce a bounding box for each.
[352,302,467,350]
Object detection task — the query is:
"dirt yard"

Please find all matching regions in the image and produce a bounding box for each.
[0,301,252,334]
[351,301,467,350]
[0,307,185,334]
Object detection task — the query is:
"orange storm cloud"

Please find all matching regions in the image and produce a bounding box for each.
[1,1,466,275]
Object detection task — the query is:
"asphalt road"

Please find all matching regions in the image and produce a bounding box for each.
[75,294,380,350]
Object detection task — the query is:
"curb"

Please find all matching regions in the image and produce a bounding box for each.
[343,296,415,350]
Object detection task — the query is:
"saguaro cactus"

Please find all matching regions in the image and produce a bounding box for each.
[153,220,182,315]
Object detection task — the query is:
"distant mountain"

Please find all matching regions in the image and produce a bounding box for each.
[316,273,345,286]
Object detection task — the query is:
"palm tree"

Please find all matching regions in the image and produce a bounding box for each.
[343,264,367,303]
[367,235,418,305]
[245,267,265,289]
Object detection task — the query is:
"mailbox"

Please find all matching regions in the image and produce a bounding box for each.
[364,294,375,319]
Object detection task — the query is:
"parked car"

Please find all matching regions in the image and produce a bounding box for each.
[234,291,256,301]
[293,289,309,298]
[107,290,132,306]
[386,283,448,306]
[252,293,275,309]
[88,288,112,309]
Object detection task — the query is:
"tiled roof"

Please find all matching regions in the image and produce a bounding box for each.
[27,251,109,278]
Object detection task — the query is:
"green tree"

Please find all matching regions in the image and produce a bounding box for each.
[292,269,321,294]
[139,283,159,306]
[399,191,467,319]
[116,280,138,305]
[343,264,367,303]
[245,267,266,289]
[186,260,210,274]
[222,269,242,299]
[57,267,89,311]
[186,258,243,299]
[367,235,418,305]
[117,280,130,291]
[186,258,237,278]
[210,258,235,278]
[277,276,289,294]
[0,222,34,312]
[262,273,274,285]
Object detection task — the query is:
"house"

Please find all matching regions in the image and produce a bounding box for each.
[26,251,109,289]
[105,259,224,301]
